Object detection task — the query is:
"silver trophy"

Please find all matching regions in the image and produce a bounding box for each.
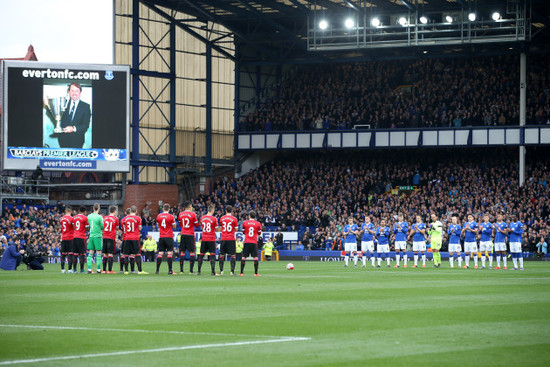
[45,96,69,133]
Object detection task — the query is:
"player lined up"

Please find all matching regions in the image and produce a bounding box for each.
[341,213,526,270]
[60,201,263,276]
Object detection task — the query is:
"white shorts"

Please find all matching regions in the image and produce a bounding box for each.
[494,242,506,252]
[448,243,462,253]
[412,241,426,252]
[509,242,521,253]
[377,244,390,253]
[480,241,493,252]
[361,241,375,252]
[464,242,478,253]
[394,241,407,250]
[344,242,357,252]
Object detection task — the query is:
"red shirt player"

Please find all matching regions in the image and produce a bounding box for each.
[156,203,176,274]
[219,205,238,275]
[102,205,119,273]
[118,208,131,272]
[120,206,145,273]
[60,206,74,273]
[72,206,89,273]
[177,201,199,274]
[240,210,262,276]
[197,204,218,275]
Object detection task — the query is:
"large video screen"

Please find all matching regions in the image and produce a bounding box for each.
[2,61,129,172]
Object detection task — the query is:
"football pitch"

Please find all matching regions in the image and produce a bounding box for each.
[1,261,550,366]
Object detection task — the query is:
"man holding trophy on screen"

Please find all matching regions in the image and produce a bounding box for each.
[45,82,91,148]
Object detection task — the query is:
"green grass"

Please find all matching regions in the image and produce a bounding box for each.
[1,261,550,366]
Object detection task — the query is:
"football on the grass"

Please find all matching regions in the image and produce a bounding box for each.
[286,263,294,270]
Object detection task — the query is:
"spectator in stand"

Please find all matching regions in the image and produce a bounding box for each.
[241,55,550,132]
[536,237,548,256]
[274,228,285,250]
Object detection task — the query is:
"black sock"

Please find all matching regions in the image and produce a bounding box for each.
[254,259,259,274]
[197,254,204,272]
[61,254,66,270]
[80,254,86,271]
[108,256,113,272]
[210,257,216,274]
[67,253,73,270]
[130,256,135,271]
[136,255,142,272]
[167,255,173,272]
[125,256,129,271]
[71,253,77,270]
[190,254,195,273]
[219,255,225,272]
[102,256,107,272]
[121,255,126,271]
[230,256,236,273]
[156,255,162,272]
[240,259,246,274]
[180,253,185,272]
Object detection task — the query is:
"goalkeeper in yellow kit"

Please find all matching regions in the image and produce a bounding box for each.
[429,213,443,268]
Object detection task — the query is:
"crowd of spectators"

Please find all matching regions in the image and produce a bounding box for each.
[240,55,550,131]
[191,148,550,253]
[0,203,64,258]
[1,148,549,258]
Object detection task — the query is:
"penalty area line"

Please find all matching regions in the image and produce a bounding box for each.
[0,337,311,365]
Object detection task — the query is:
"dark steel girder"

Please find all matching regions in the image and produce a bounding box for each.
[234,0,301,41]
[179,0,279,60]
[399,0,414,11]
[142,0,236,61]
[288,0,310,13]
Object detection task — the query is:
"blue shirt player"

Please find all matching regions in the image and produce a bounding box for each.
[494,214,509,269]
[447,216,462,268]
[479,215,494,269]
[393,214,409,268]
[508,216,525,270]
[410,215,427,268]
[343,217,359,267]
[461,214,479,268]
[361,217,376,267]
[376,220,391,268]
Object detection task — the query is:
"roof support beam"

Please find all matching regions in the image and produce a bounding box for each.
[400,0,414,11]
[142,0,236,61]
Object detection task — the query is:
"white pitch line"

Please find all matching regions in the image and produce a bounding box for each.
[0,337,311,365]
[0,324,297,339]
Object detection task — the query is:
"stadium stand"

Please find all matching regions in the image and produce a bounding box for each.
[1,148,548,257]
[240,55,550,132]
[190,148,550,253]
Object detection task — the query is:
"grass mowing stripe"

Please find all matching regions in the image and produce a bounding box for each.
[0,337,311,365]
[0,324,303,339]
[1,262,549,366]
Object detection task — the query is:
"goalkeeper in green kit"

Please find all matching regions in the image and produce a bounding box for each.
[87,203,104,273]
[429,213,443,268]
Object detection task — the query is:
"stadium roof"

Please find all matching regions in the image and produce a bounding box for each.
[144,0,550,63]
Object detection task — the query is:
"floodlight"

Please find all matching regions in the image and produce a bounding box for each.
[319,19,328,30]
[371,18,380,27]
[419,16,428,24]
[468,13,476,21]
[345,18,354,29]
[445,15,453,23]
[492,12,500,21]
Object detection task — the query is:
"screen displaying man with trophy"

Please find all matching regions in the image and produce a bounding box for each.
[44,82,91,148]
